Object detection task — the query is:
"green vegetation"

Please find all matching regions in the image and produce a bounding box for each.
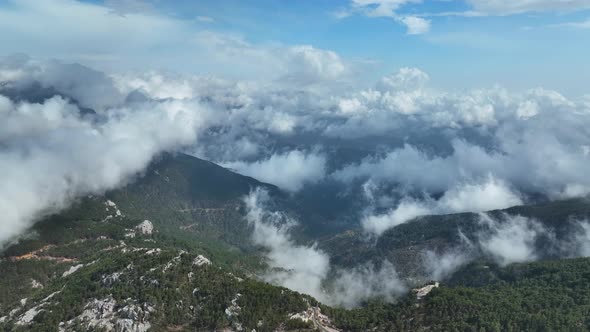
[2,153,590,331]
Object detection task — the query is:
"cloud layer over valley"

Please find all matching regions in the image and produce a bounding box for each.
[1,52,590,307]
[2,53,590,242]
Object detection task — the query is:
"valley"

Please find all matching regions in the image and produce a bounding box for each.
[1,153,589,331]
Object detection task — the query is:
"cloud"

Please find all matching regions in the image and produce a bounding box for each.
[329,261,406,308]
[362,198,432,235]
[224,150,326,192]
[344,0,431,34]
[549,17,590,29]
[331,91,590,197]
[103,0,156,16]
[244,188,406,307]
[0,55,126,110]
[571,220,590,257]
[423,215,590,280]
[243,188,330,299]
[0,0,350,83]
[0,59,216,247]
[2,56,589,277]
[361,176,523,235]
[195,16,215,23]
[399,16,431,34]
[466,0,590,15]
[477,213,547,266]
[424,248,471,281]
[0,0,186,69]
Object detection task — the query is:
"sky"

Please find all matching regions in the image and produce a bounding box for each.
[0,0,589,95]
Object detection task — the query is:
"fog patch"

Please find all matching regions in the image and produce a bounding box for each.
[227,150,326,192]
[362,176,522,235]
[244,188,405,308]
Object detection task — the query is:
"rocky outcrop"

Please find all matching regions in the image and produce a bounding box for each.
[413,282,439,300]
[60,297,154,332]
[192,255,211,267]
[62,264,84,277]
[135,220,154,235]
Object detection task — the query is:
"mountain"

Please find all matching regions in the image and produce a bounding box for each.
[321,197,590,281]
[2,153,590,331]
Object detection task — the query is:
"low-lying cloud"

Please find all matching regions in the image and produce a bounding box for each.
[244,188,406,308]
[423,214,590,281]
[362,176,523,235]
[225,150,326,192]
[0,78,211,246]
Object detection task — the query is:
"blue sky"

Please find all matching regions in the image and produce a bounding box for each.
[0,0,589,95]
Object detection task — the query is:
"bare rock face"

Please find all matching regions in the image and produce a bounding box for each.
[413,282,439,300]
[30,279,43,289]
[62,264,84,277]
[192,255,212,267]
[61,297,154,332]
[135,220,154,235]
[101,272,123,287]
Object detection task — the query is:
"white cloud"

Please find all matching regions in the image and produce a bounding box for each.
[0,0,350,84]
[243,188,330,299]
[104,0,155,16]
[477,213,547,266]
[0,92,212,246]
[244,189,406,307]
[424,249,471,280]
[2,57,589,260]
[572,220,590,257]
[362,198,432,235]
[345,0,430,34]
[351,0,422,16]
[399,16,431,34]
[467,0,590,15]
[224,150,326,192]
[549,17,590,29]
[361,176,523,235]
[329,261,406,308]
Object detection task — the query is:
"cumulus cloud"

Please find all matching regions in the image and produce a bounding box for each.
[244,188,405,307]
[224,150,327,192]
[332,91,590,197]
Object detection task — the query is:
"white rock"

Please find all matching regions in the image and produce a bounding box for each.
[225,293,242,318]
[30,279,44,289]
[192,255,211,267]
[101,272,123,287]
[16,307,42,325]
[145,248,161,255]
[413,282,439,300]
[162,250,186,272]
[62,264,84,277]
[135,220,154,235]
